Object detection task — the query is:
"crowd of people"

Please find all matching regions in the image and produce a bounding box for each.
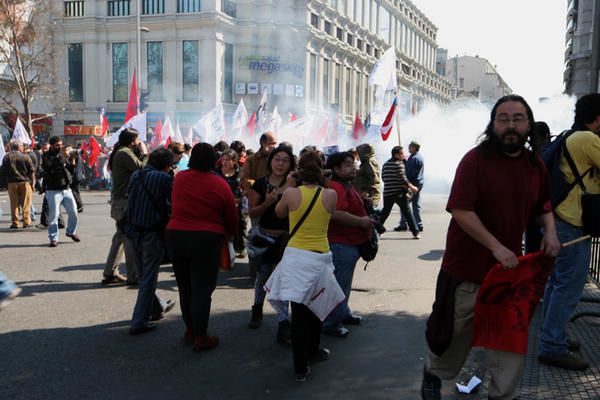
[1,93,599,395]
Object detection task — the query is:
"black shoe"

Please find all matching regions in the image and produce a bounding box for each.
[248,305,263,329]
[538,352,589,371]
[150,299,176,321]
[58,224,65,229]
[126,280,139,287]
[101,273,127,285]
[36,223,48,229]
[129,324,157,336]
[418,226,424,232]
[323,326,349,338]
[295,367,311,382]
[77,207,84,213]
[49,240,58,247]
[394,225,408,232]
[343,315,362,326]
[567,338,581,352]
[9,224,19,229]
[66,233,81,242]
[421,367,441,400]
[276,320,291,344]
[308,348,330,364]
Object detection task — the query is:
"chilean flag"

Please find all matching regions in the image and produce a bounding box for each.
[380,97,398,141]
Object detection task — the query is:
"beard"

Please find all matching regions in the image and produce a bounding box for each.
[491,129,528,154]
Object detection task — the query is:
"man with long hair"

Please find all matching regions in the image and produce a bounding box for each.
[420,95,561,400]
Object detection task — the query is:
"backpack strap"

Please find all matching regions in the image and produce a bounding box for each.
[561,139,593,193]
[288,187,322,240]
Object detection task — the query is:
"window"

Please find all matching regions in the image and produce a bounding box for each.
[147,42,164,101]
[336,27,343,41]
[182,40,199,101]
[112,43,128,102]
[366,43,371,56]
[459,77,464,89]
[107,0,130,16]
[310,53,318,105]
[374,48,380,59]
[310,13,319,28]
[64,1,84,17]
[363,74,368,114]
[356,38,362,51]
[68,43,83,102]
[324,20,332,35]
[334,63,341,105]
[345,67,351,115]
[142,0,164,14]
[355,70,360,116]
[177,0,200,12]
[221,0,236,17]
[222,43,233,104]
[347,33,353,46]
[323,59,329,107]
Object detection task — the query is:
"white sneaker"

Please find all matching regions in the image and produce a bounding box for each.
[0,287,22,310]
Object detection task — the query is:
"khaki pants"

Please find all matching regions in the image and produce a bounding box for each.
[103,198,139,281]
[8,182,32,227]
[427,282,525,400]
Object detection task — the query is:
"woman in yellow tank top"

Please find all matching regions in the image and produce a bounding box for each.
[265,151,345,382]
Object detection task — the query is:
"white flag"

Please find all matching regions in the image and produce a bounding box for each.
[106,113,147,147]
[12,118,31,145]
[368,47,397,98]
[162,117,175,144]
[192,104,225,144]
[0,131,6,160]
[268,106,282,133]
[278,114,317,148]
[174,121,185,143]
[183,126,193,146]
[232,99,249,130]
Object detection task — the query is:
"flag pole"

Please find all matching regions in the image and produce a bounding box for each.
[562,235,592,248]
[394,92,401,146]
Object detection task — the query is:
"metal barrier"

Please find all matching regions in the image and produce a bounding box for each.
[570,237,600,322]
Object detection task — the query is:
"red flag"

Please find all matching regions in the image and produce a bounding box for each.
[352,113,366,140]
[472,251,555,354]
[380,97,398,141]
[246,112,256,136]
[88,136,102,168]
[164,136,171,149]
[152,118,163,148]
[289,112,297,122]
[125,70,138,123]
[100,109,110,136]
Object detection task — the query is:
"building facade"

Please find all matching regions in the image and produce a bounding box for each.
[564,0,600,97]
[443,55,512,104]
[53,0,453,137]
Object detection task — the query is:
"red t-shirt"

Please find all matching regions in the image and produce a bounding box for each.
[441,147,552,284]
[167,169,238,236]
[328,180,370,246]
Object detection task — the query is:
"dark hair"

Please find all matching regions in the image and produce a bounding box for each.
[409,141,420,151]
[265,145,295,177]
[259,132,275,145]
[49,136,62,145]
[189,142,216,172]
[391,146,402,157]
[214,140,229,153]
[184,143,192,152]
[118,128,139,147]
[221,149,239,163]
[168,142,185,155]
[148,148,174,171]
[230,140,245,155]
[325,151,354,171]
[530,121,551,156]
[298,150,324,184]
[279,141,294,153]
[478,95,534,156]
[573,93,600,129]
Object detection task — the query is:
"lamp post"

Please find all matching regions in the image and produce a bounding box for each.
[136,0,150,92]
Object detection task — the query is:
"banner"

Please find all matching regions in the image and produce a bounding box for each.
[106,113,146,147]
[192,104,225,144]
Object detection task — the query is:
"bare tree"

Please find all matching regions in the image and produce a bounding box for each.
[0,0,61,139]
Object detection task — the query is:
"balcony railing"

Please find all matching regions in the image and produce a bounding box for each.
[177,0,200,13]
[143,0,164,15]
[221,0,236,18]
[64,1,84,17]
[108,0,131,16]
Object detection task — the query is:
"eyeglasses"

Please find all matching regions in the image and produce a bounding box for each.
[495,116,530,127]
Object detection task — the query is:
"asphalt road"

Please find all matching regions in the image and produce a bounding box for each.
[0,191,489,400]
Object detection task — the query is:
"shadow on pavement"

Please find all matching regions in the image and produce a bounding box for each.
[418,249,445,261]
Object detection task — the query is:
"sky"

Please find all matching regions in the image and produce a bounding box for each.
[409,0,567,102]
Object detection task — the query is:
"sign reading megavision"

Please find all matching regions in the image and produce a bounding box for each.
[240,55,304,78]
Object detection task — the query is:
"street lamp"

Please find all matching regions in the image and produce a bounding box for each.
[136,0,150,92]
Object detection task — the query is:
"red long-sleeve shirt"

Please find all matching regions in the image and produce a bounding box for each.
[167,169,238,237]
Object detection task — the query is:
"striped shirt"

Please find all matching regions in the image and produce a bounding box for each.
[381,158,409,197]
[127,166,173,229]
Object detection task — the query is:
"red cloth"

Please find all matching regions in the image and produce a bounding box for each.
[327,180,370,246]
[472,251,554,354]
[125,70,138,123]
[352,113,366,140]
[442,147,552,283]
[153,118,163,148]
[88,137,102,168]
[246,112,256,136]
[167,169,238,237]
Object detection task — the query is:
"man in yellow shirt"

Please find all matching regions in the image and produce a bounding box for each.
[539,93,600,371]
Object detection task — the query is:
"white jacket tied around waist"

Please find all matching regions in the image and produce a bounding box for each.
[265,246,345,321]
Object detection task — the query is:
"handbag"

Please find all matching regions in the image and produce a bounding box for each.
[275,187,323,262]
[358,229,379,265]
[563,147,600,237]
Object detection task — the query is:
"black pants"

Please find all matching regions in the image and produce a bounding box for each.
[291,301,322,374]
[166,230,224,337]
[378,193,418,235]
[71,183,83,211]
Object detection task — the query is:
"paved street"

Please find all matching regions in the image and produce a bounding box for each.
[1,191,599,399]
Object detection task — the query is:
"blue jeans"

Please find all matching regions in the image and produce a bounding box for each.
[400,185,422,229]
[131,230,167,329]
[540,218,592,355]
[0,272,18,300]
[46,189,78,242]
[323,243,360,332]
